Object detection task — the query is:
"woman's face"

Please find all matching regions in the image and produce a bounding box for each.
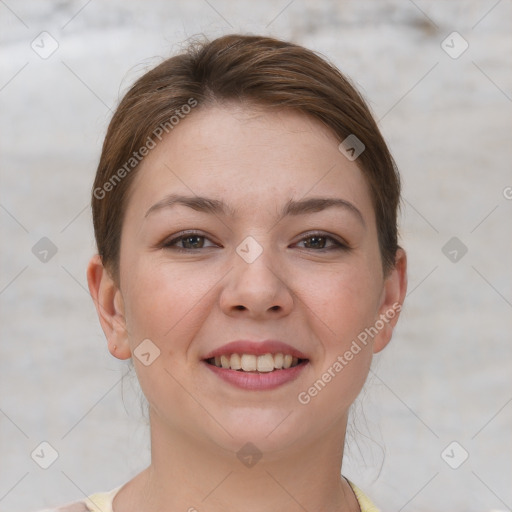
[103,104,405,455]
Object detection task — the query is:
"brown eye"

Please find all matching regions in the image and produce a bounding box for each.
[180,235,205,249]
[162,232,217,251]
[295,233,348,251]
[302,235,327,249]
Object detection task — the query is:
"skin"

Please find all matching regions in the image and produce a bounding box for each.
[87,103,407,512]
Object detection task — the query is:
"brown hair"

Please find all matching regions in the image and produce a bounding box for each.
[92,34,400,281]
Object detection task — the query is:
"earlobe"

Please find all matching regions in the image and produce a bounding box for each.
[373,248,408,354]
[86,255,132,360]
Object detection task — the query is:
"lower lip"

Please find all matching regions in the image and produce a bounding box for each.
[204,361,308,390]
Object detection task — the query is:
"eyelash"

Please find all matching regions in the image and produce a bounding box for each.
[161,231,349,252]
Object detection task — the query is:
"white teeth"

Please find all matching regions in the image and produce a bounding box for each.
[257,354,275,373]
[230,353,241,370]
[241,354,257,372]
[209,352,304,371]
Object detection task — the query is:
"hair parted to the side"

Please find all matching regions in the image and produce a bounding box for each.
[92,34,401,282]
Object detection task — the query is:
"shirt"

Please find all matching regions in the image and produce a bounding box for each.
[38,480,380,512]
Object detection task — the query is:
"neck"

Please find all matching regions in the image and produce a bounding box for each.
[114,410,360,512]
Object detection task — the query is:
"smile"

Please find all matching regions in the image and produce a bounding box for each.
[202,340,310,390]
[206,353,305,372]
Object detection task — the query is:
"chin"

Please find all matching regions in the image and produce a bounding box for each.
[209,407,308,454]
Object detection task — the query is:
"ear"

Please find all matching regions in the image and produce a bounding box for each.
[86,254,131,360]
[373,248,407,354]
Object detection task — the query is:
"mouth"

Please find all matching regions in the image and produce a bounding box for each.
[202,340,310,390]
[205,353,308,373]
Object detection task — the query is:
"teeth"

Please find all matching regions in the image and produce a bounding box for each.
[230,353,241,370]
[241,354,257,371]
[209,353,304,372]
[257,354,275,373]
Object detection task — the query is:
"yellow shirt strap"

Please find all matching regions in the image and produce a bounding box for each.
[84,486,121,512]
[348,481,381,512]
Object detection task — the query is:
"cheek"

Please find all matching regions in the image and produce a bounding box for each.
[298,262,382,344]
[295,267,377,416]
[122,258,220,348]
[120,260,220,415]
[295,262,381,405]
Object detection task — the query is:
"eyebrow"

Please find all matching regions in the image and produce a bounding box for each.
[145,193,365,226]
[145,194,236,218]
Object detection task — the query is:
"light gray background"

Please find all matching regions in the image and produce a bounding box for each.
[1,1,511,511]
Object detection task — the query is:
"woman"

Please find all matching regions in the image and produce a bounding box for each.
[42,33,407,512]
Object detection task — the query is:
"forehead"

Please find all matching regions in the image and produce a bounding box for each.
[124,104,374,222]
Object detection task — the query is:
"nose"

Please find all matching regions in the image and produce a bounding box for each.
[219,246,294,319]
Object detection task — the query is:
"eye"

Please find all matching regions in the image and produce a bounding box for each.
[294,233,348,251]
[162,231,218,251]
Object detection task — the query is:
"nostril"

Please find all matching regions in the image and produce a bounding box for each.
[232,305,281,312]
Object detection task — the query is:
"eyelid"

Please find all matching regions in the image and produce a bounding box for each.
[161,230,220,250]
[297,230,348,244]
[292,231,350,250]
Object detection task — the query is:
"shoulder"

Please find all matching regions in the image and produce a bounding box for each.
[34,488,119,512]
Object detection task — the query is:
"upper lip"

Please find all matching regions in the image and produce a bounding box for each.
[203,340,309,360]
